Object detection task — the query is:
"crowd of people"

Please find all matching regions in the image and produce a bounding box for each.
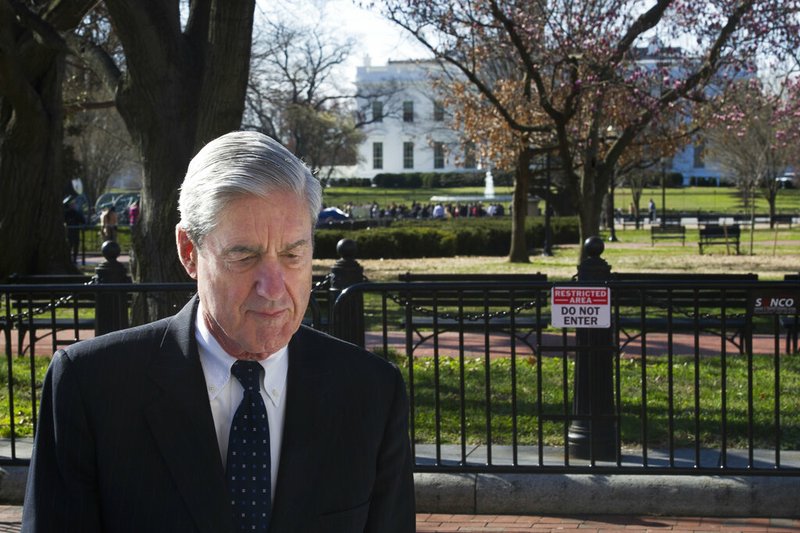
[339,200,507,220]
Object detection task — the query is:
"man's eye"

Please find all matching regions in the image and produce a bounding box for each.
[226,253,258,268]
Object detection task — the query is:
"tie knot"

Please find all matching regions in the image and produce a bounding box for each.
[230,360,263,392]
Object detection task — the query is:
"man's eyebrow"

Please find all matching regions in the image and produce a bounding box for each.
[223,244,261,256]
[282,239,310,252]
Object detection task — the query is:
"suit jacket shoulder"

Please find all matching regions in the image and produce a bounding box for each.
[272,325,415,532]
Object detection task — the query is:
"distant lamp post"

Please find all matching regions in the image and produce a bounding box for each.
[542,152,553,256]
[661,158,668,227]
[606,126,619,242]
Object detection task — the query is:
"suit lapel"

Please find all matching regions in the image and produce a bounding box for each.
[269,328,335,531]
[144,298,233,533]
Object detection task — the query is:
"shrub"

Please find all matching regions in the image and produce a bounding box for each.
[327,177,372,188]
[314,216,579,259]
[371,171,513,189]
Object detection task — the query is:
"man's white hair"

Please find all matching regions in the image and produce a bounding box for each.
[178,131,322,246]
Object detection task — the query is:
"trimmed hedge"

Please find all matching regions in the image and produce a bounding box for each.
[371,171,513,189]
[313,216,579,259]
[327,177,373,187]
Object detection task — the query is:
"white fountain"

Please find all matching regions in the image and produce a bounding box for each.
[429,167,511,204]
[484,168,496,199]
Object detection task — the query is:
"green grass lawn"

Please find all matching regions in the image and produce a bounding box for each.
[402,353,800,450]
[322,184,800,214]
[0,355,50,438]
[4,351,797,450]
[617,186,800,214]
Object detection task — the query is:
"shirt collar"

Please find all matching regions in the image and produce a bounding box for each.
[195,304,289,408]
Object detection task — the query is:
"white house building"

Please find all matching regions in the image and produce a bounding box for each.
[350,59,478,178]
[347,50,729,185]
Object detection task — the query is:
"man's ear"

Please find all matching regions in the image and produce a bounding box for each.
[176,224,199,280]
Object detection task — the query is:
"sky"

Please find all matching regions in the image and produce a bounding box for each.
[321,0,431,75]
[257,0,431,83]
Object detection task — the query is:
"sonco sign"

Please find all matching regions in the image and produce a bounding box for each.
[750,289,799,315]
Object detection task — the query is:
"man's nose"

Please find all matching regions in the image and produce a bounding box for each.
[254,259,285,299]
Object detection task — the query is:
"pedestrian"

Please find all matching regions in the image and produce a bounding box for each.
[648,198,656,223]
[128,201,140,226]
[63,199,85,264]
[22,131,415,532]
[100,205,118,241]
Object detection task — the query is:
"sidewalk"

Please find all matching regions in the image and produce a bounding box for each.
[416,514,800,532]
[0,506,795,532]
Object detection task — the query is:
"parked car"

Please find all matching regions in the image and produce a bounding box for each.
[316,207,350,227]
[776,172,795,189]
[93,192,141,224]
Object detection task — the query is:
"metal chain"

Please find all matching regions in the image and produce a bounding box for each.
[312,273,333,291]
[6,277,99,326]
[633,294,747,321]
[310,272,369,292]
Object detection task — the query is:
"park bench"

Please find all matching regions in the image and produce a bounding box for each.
[698,224,740,255]
[620,214,648,229]
[2,274,96,354]
[611,272,758,353]
[395,273,550,354]
[770,214,794,228]
[650,225,686,246]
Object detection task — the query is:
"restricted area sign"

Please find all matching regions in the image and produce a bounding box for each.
[551,287,611,328]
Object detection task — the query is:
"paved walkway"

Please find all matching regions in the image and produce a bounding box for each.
[0,506,795,532]
[417,514,800,532]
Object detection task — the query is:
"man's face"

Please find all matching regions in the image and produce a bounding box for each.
[177,192,313,359]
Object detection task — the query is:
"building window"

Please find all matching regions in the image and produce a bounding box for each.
[403,142,414,169]
[464,142,477,169]
[372,101,383,122]
[433,142,445,169]
[373,142,383,169]
[403,101,414,122]
[433,101,445,122]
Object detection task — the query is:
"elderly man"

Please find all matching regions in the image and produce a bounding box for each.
[22,131,415,532]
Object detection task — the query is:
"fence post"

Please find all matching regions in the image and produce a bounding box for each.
[567,236,617,460]
[93,240,131,335]
[329,238,365,347]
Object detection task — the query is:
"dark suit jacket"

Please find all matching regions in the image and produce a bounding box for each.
[22,297,415,532]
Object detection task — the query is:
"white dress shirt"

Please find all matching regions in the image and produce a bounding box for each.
[195,305,288,502]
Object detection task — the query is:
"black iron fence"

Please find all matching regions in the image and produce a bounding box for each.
[1,238,799,478]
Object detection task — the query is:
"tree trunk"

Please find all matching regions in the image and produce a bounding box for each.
[508,148,532,263]
[102,0,256,319]
[0,11,77,278]
[577,166,608,261]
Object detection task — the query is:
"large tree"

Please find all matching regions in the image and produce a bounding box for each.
[74,1,256,295]
[1,0,256,292]
[382,0,800,259]
[0,0,96,278]
[244,17,364,180]
[705,78,800,226]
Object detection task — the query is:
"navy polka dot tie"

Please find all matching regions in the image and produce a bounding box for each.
[227,360,271,532]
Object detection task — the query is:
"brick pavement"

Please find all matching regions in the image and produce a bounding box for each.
[416,514,800,532]
[0,506,796,532]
